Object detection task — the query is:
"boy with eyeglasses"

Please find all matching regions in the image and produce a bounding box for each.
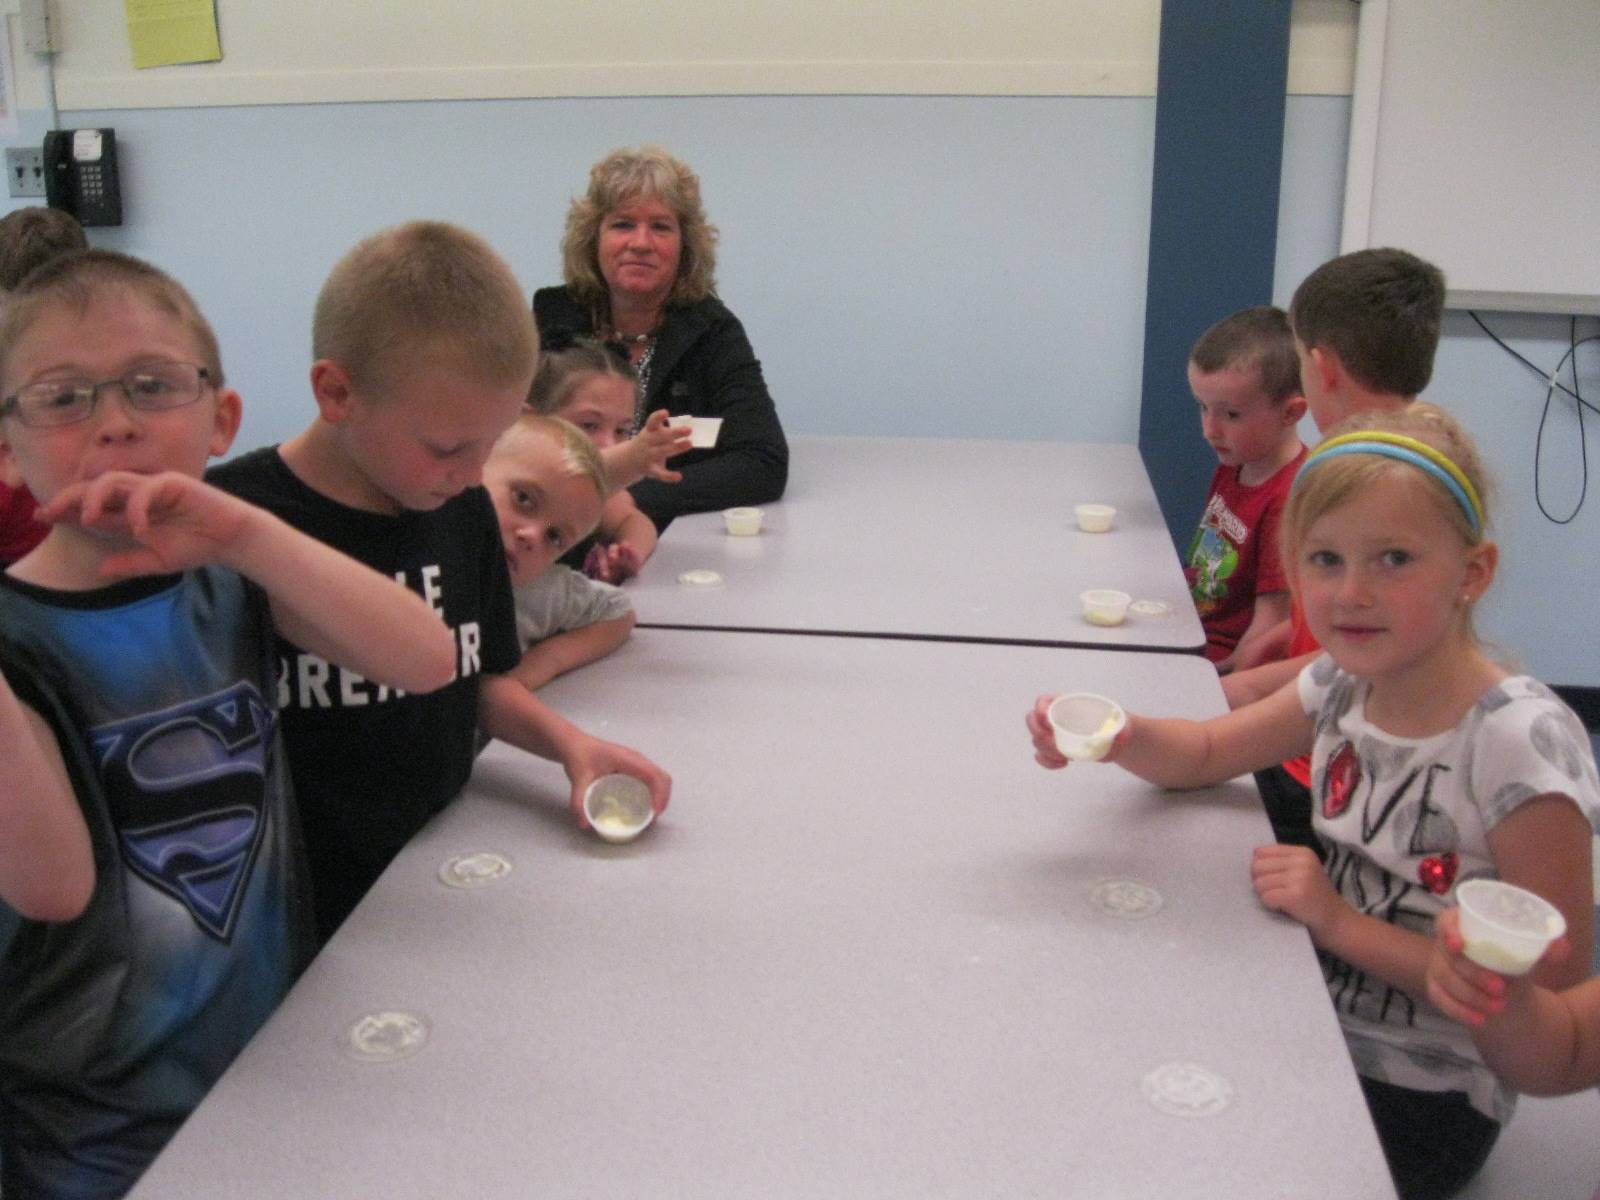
[0,249,457,1199]
[209,222,672,943]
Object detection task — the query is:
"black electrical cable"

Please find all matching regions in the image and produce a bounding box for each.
[1469,311,1598,524]
[1468,311,1600,414]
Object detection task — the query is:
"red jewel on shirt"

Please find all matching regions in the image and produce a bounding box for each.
[1418,853,1459,895]
[1323,741,1359,820]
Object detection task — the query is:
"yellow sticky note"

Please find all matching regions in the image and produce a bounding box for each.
[125,0,221,70]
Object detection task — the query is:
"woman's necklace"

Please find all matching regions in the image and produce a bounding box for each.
[633,340,658,424]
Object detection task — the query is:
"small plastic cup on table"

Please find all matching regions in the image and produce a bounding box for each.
[582,774,655,843]
[1455,878,1566,976]
[1075,503,1116,533]
[1046,693,1127,761]
[1081,589,1131,627]
[723,507,763,536]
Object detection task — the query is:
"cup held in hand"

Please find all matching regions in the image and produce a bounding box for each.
[1455,878,1565,976]
[1047,693,1126,761]
[582,774,655,843]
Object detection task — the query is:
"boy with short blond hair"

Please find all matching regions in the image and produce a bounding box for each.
[210,221,670,942]
[0,249,455,1199]
[1184,305,1306,671]
[485,413,636,688]
[1222,247,1447,852]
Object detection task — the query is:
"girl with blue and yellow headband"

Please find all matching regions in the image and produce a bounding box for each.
[1027,402,1600,1200]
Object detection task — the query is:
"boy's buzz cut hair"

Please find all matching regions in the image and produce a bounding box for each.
[1289,247,1446,398]
[494,411,610,500]
[313,221,538,391]
[1189,305,1301,404]
[0,248,223,388]
[0,206,88,291]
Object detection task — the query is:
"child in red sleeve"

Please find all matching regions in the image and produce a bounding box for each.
[0,207,89,565]
[1184,306,1306,672]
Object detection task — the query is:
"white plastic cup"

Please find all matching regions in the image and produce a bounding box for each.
[1075,503,1116,533]
[723,506,763,536]
[1046,693,1127,761]
[582,774,655,843]
[1081,589,1132,627]
[667,415,723,448]
[1456,879,1566,976]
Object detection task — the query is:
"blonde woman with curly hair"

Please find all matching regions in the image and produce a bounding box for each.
[534,145,787,533]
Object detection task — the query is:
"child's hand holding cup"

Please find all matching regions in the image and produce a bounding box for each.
[1425,886,1569,1029]
[1027,693,1128,769]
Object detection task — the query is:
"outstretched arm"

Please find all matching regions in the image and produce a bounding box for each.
[0,671,93,920]
[478,674,671,829]
[48,471,457,696]
[1026,676,1313,788]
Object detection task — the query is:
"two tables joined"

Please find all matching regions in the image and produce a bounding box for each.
[130,438,1394,1198]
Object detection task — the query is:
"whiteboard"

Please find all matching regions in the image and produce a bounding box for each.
[1341,0,1600,315]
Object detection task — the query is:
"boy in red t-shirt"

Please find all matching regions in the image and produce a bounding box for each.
[1184,306,1306,671]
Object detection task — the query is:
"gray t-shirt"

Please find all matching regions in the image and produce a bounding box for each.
[1299,655,1600,1120]
[512,564,633,649]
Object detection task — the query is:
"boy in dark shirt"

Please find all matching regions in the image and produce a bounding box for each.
[211,221,671,941]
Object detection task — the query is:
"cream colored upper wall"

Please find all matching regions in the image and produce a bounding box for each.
[47,0,1355,110]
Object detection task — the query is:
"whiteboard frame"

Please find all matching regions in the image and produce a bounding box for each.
[1341,0,1600,316]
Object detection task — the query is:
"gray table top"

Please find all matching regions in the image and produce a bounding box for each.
[133,631,1392,1199]
[628,435,1207,652]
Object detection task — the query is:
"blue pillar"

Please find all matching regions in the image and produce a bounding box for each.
[1139,2,1293,552]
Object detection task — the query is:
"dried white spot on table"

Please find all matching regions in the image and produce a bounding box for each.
[677,569,724,587]
[1142,1061,1234,1118]
[438,851,513,889]
[1090,878,1164,920]
[345,1011,430,1063]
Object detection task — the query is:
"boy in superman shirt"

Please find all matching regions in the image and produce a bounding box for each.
[0,249,455,1198]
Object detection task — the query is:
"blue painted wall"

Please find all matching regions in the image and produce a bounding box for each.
[2,92,1594,685]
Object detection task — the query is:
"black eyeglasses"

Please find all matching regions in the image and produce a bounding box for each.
[0,362,213,429]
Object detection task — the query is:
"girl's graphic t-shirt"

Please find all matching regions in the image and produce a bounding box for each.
[1298,655,1600,1121]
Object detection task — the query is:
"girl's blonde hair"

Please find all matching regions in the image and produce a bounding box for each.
[559,145,719,310]
[1283,402,1493,571]
[527,339,636,417]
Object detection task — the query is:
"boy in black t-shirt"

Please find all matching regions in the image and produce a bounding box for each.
[211,222,671,942]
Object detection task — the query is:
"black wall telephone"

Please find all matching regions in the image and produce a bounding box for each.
[44,128,122,227]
